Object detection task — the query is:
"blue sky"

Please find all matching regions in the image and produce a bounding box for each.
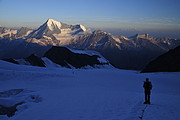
[0,0,180,37]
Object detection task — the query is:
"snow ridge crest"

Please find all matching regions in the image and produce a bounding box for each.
[46,19,62,31]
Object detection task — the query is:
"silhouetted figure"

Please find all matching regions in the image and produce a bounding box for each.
[143,78,152,104]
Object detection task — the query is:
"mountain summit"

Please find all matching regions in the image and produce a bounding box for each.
[26,19,88,45]
[46,19,62,31]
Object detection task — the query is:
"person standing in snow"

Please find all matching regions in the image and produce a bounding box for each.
[143,78,152,104]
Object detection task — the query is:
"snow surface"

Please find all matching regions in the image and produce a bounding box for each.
[67,48,109,64]
[80,25,87,32]
[68,48,103,56]
[0,30,17,38]
[46,19,62,31]
[42,57,62,68]
[0,60,180,120]
[112,36,122,43]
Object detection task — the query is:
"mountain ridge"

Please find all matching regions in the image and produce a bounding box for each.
[1,46,111,69]
[0,19,180,70]
[141,45,180,73]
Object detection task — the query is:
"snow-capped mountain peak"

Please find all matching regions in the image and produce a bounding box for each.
[79,24,86,31]
[26,19,89,44]
[46,19,62,31]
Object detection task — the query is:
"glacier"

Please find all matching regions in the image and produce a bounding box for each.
[0,60,180,120]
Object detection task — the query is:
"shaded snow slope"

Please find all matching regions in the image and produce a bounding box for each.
[0,60,180,120]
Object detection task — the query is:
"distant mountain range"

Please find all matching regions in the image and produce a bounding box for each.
[0,27,33,40]
[0,19,180,70]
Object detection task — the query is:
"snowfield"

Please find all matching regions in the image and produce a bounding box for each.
[0,60,180,120]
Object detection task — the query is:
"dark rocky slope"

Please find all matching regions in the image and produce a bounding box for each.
[44,46,107,68]
[141,45,180,73]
